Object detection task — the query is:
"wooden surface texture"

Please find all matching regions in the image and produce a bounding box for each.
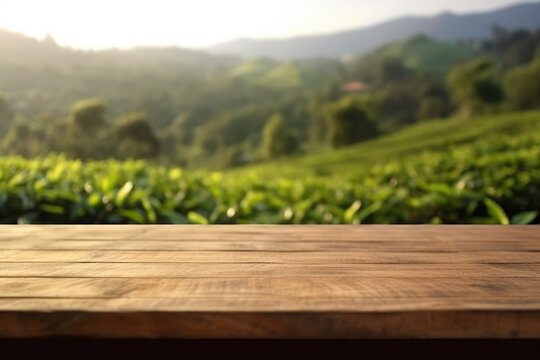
[0,225,539,338]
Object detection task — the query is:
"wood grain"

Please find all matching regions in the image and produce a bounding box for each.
[2,250,540,264]
[1,262,539,278]
[3,239,540,252]
[2,277,540,299]
[0,225,539,338]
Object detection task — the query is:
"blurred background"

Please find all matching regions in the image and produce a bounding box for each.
[0,0,539,224]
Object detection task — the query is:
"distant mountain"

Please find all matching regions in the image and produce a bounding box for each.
[206,2,540,59]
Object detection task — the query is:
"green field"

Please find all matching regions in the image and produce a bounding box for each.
[1,111,539,225]
[238,110,540,177]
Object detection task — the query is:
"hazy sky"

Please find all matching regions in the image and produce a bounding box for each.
[0,0,529,49]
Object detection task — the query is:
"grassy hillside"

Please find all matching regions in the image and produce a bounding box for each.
[229,58,344,89]
[1,110,539,225]
[236,110,540,178]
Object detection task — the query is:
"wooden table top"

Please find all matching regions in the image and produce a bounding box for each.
[1,225,539,338]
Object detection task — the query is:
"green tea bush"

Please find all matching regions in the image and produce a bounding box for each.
[0,133,539,225]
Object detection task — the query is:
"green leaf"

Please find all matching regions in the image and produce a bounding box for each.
[87,193,102,207]
[118,209,146,224]
[511,211,538,225]
[344,200,362,223]
[115,181,134,207]
[40,204,65,215]
[424,183,454,197]
[169,168,183,180]
[188,211,209,224]
[141,196,157,223]
[7,173,27,188]
[484,199,509,225]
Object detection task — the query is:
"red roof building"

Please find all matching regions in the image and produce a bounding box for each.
[342,80,370,93]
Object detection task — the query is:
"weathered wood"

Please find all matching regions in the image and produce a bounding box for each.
[0,225,539,338]
[3,239,540,252]
[3,277,540,298]
[2,250,540,264]
[1,262,539,278]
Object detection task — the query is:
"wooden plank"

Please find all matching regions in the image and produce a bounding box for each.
[1,225,537,241]
[2,250,540,264]
[0,225,539,338]
[0,262,538,278]
[2,277,540,299]
[3,239,540,252]
[3,297,540,312]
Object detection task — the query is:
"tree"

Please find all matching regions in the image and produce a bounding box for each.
[67,98,108,159]
[325,98,379,148]
[0,122,31,156]
[167,112,192,145]
[378,86,419,130]
[69,98,106,133]
[491,25,511,53]
[0,117,47,157]
[483,26,540,69]
[224,146,251,168]
[195,121,224,156]
[0,97,13,137]
[308,85,342,146]
[447,58,504,117]
[115,113,160,159]
[374,57,408,85]
[261,114,299,159]
[505,57,540,110]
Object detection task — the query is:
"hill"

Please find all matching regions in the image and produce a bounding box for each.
[359,35,479,78]
[228,58,345,89]
[206,2,540,59]
[2,110,539,224]
[0,28,348,167]
[1,23,538,170]
[0,29,343,123]
[234,110,540,177]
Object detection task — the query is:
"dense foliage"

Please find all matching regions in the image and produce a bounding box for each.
[261,114,299,159]
[1,113,538,225]
[447,58,504,117]
[505,57,540,110]
[324,97,379,147]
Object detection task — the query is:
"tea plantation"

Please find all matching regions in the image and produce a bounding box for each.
[1,111,539,224]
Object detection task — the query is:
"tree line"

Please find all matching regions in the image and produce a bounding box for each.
[0,26,539,167]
